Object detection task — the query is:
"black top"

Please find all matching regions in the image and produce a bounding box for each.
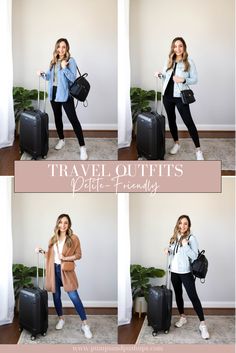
[164,62,177,97]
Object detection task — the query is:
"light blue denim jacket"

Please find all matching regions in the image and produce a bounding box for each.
[162,58,198,98]
[44,57,77,102]
[168,234,198,273]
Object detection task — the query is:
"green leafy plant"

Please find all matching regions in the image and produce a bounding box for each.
[12,263,44,301]
[130,87,161,126]
[13,87,47,123]
[130,264,165,301]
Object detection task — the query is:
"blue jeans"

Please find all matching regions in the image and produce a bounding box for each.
[52,264,87,321]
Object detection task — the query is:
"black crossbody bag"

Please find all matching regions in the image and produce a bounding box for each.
[177,83,196,105]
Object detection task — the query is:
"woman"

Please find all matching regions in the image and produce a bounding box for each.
[35,214,92,339]
[155,37,204,160]
[37,38,88,160]
[164,215,209,339]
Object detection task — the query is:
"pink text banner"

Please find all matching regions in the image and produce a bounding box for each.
[14,161,221,193]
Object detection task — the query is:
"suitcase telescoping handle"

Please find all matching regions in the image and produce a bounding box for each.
[165,250,171,289]
[36,251,46,289]
[37,73,47,113]
[154,76,164,116]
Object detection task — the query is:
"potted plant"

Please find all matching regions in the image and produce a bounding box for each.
[13,87,47,134]
[130,264,165,316]
[12,263,43,311]
[130,87,161,135]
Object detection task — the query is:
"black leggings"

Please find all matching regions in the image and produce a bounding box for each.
[171,272,205,321]
[163,95,200,148]
[50,86,85,146]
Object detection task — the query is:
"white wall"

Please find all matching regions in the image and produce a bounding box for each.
[12,193,117,307]
[130,177,235,307]
[12,0,117,130]
[130,0,235,130]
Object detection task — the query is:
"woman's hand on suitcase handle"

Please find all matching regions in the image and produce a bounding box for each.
[154,71,163,79]
[35,247,45,254]
[37,70,43,77]
[164,248,169,255]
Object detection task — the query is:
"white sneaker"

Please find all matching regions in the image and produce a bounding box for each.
[170,143,180,155]
[175,316,187,328]
[56,319,65,330]
[196,150,204,160]
[199,324,210,339]
[80,146,88,160]
[81,324,92,339]
[55,139,65,150]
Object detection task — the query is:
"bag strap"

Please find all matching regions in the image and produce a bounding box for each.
[177,82,191,92]
[76,65,82,77]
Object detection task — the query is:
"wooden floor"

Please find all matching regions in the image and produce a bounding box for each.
[0,130,117,176]
[118,313,146,344]
[0,307,117,344]
[118,131,235,176]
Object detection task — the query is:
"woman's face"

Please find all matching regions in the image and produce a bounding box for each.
[58,217,69,233]
[173,40,184,57]
[57,41,67,58]
[178,217,189,234]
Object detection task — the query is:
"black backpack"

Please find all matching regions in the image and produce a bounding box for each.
[190,250,208,283]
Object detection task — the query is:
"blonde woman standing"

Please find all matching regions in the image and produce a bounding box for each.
[165,215,209,339]
[155,37,204,160]
[35,214,92,339]
[37,38,88,160]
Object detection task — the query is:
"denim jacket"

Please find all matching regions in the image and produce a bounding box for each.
[162,58,198,98]
[44,57,77,102]
[168,234,198,273]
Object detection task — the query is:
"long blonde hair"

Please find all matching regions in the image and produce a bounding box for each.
[49,214,73,248]
[169,215,191,245]
[166,37,190,72]
[50,38,71,70]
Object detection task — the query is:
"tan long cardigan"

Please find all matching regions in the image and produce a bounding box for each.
[45,234,82,293]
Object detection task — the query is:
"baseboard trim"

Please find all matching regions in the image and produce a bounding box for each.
[49,130,117,138]
[48,307,117,315]
[48,300,117,308]
[172,307,235,316]
[174,124,235,131]
[166,130,235,138]
[49,123,117,131]
[173,301,235,309]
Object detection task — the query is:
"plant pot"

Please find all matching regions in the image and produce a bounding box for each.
[134,296,147,318]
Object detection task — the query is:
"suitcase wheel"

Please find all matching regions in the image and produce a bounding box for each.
[152,330,158,336]
[19,327,23,332]
[41,332,47,336]
[31,335,36,341]
[164,330,169,334]
[42,155,47,159]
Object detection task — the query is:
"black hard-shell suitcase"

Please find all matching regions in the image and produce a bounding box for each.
[19,252,48,340]
[136,112,165,160]
[147,255,172,336]
[19,75,49,160]
[136,78,165,160]
[147,285,172,336]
